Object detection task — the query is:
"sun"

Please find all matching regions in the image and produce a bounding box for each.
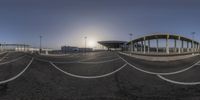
[87,39,97,48]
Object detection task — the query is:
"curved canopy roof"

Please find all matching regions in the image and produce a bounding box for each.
[128,33,199,45]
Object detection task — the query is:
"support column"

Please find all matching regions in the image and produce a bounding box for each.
[141,41,143,52]
[187,41,189,52]
[174,39,177,53]
[166,35,169,54]
[181,40,184,53]
[148,39,150,53]
[192,40,194,53]
[195,43,197,52]
[0,44,2,52]
[156,39,159,53]
[190,41,193,52]
[135,42,138,52]
[131,41,133,53]
[143,37,146,54]
[178,36,181,54]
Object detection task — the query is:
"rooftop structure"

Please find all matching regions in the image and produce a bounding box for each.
[127,33,200,55]
[98,41,127,51]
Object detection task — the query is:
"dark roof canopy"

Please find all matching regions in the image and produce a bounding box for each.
[98,41,127,48]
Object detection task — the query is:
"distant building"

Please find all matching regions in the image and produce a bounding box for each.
[61,46,93,53]
[61,46,78,53]
[78,48,93,52]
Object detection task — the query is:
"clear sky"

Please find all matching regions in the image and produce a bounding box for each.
[0,0,200,49]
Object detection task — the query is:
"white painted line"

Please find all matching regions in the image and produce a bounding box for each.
[34,57,80,63]
[157,74,200,85]
[34,57,51,63]
[0,56,26,66]
[54,58,121,64]
[0,52,9,61]
[49,61,127,79]
[35,57,121,64]
[78,55,118,62]
[94,55,118,59]
[118,54,200,75]
[78,58,120,64]
[0,58,34,85]
[0,52,7,55]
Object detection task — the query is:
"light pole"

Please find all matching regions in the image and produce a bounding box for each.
[129,33,133,53]
[39,35,42,54]
[84,36,87,53]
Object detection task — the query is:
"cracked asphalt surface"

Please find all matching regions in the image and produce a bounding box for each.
[0,51,200,100]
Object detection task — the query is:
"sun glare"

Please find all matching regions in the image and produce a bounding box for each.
[87,39,97,48]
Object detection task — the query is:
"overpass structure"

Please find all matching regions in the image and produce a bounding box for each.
[127,33,200,55]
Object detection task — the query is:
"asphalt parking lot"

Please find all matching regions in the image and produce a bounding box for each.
[0,51,200,100]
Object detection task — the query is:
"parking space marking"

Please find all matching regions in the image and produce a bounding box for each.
[78,58,120,64]
[34,56,120,64]
[0,56,26,66]
[157,74,200,85]
[0,57,34,85]
[0,52,7,55]
[0,52,9,61]
[49,61,127,79]
[118,54,200,75]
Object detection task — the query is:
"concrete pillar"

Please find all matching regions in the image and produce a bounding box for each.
[141,41,143,52]
[143,37,146,54]
[187,41,189,52]
[166,35,169,54]
[192,40,194,53]
[135,42,138,52]
[148,39,150,53]
[178,36,181,54]
[129,44,131,52]
[45,50,48,55]
[0,44,1,52]
[196,43,198,52]
[0,44,2,52]
[156,39,159,53]
[174,39,177,53]
[181,40,184,53]
[131,41,133,53]
[191,42,192,52]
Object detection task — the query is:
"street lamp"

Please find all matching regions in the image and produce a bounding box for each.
[129,33,133,53]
